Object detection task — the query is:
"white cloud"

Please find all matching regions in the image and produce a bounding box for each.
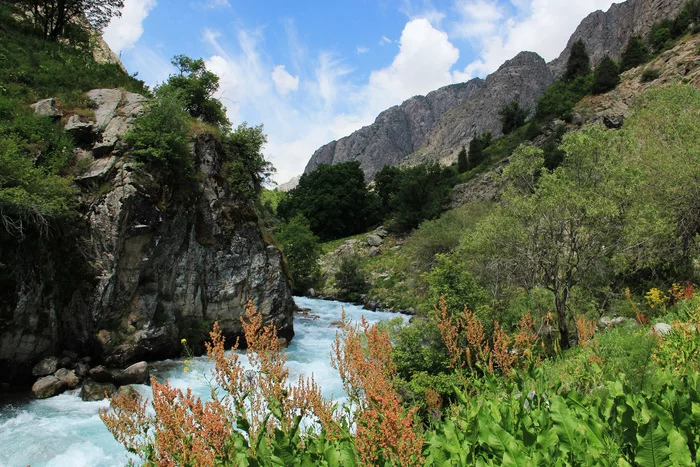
[452,0,621,80]
[271,65,299,96]
[357,46,369,54]
[202,0,230,7]
[379,35,394,45]
[400,0,446,27]
[367,18,459,107]
[452,0,503,38]
[103,0,157,52]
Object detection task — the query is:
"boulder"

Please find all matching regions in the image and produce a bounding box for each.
[30,98,63,118]
[89,365,115,383]
[650,323,673,336]
[32,356,59,377]
[307,288,316,297]
[54,368,80,389]
[75,156,117,183]
[375,226,389,238]
[80,380,117,401]
[603,115,625,129]
[277,337,288,349]
[58,356,74,369]
[114,385,141,403]
[113,361,149,385]
[32,376,66,399]
[367,235,383,247]
[74,362,89,378]
[64,115,95,143]
[368,246,381,257]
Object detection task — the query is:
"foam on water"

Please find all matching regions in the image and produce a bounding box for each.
[0,298,405,467]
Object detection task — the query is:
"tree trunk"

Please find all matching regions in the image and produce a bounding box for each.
[555,287,570,349]
[50,0,67,41]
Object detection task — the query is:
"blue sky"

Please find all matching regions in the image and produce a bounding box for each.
[103,0,621,183]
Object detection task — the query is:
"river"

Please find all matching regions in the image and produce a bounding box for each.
[0,297,405,467]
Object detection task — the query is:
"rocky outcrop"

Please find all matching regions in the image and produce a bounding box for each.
[304,80,485,181]
[0,89,295,385]
[548,0,687,78]
[409,52,553,166]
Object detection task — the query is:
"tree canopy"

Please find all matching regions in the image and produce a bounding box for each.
[564,40,591,81]
[591,55,620,94]
[498,102,529,135]
[16,0,124,40]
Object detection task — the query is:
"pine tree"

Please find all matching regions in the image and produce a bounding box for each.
[592,56,620,94]
[457,146,468,173]
[565,40,591,81]
[499,102,528,135]
[620,36,649,72]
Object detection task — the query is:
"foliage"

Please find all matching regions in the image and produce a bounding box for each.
[376,163,456,233]
[278,162,377,241]
[641,67,661,83]
[591,55,620,94]
[164,55,230,129]
[457,145,468,173]
[650,22,673,52]
[123,87,193,182]
[564,39,591,81]
[466,132,492,170]
[534,75,591,122]
[425,253,488,315]
[16,0,124,41]
[275,214,321,295]
[335,254,368,303]
[620,36,650,72]
[222,123,275,202]
[498,101,529,135]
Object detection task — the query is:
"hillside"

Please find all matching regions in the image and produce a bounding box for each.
[303,0,688,181]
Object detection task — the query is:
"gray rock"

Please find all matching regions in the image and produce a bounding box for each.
[603,115,625,129]
[650,323,673,336]
[30,98,63,118]
[114,384,141,403]
[54,368,80,389]
[277,337,288,349]
[64,115,95,143]
[74,362,89,378]
[571,113,583,125]
[598,316,613,328]
[89,365,115,383]
[307,288,316,297]
[32,357,59,377]
[32,376,66,399]
[367,235,383,247]
[75,156,117,183]
[58,356,74,369]
[374,227,389,238]
[368,246,381,257]
[113,361,149,385]
[80,381,117,401]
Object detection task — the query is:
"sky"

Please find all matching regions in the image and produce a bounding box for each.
[103,0,622,184]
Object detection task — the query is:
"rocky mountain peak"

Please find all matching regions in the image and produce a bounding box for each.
[548,0,687,77]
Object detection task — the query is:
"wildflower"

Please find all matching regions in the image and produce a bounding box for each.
[181,338,187,345]
[184,366,189,372]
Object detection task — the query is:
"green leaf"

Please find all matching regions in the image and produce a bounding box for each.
[635,421,672,467]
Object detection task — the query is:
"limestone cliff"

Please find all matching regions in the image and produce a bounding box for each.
[0,90,295,384]
[304,80,484,181]
[548,0,687,78]
[408,52,553,166]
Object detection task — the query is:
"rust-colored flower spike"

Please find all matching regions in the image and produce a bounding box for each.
[492,322,516,375]
[575,315,597,349]
[435,296,463,369]
[514,311,539,365]
[332,312,425,467]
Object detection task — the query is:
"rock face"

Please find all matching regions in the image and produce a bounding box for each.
[410,52,553,166]
[304,80,485,181]
[0,89,295,385]
[548,0,687,78]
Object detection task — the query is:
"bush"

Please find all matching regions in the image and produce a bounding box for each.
[335,254,368,302]
[221,123,274,202]
[641,67,661,83]
[466,132,492,170]
[620,36,649,72]
[650,22,673,51]
[123,87,192,182]
[456,145,468,173]
[591,55,620,94]
[534,75,592,122]
[425,252,488,314]
[498,101,528,135]
[275,214,321,294]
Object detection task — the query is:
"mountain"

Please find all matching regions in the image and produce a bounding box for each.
[548,0,688,77]
[303,0,687,181]
[304,79,484,181]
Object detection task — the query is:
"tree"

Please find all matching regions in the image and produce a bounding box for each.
[222,123,275,202]
[457,146,468,173]
[565,40,591,81]
[277,162,376,240]
[165,55,230,129]
[335,254,368,302]
[499,101,528,135]
[649,21,673,51]
[275,214,321,294]
[17,0,123,41]
[591,56,620,94]
[620,36,649,72]
[467,132,492,170]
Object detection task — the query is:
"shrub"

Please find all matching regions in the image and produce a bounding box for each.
[335,254,368,302]
[591,55,620,94]
[650,21,673,51]
[466,132,492,170]
[426,252,488,314]
[221,123,274,202]
[534,75,592,122]
[457,145,468,173]
[498,101,528,135]
[275,214,321,294]
[641,67,661,83]
[620,36,649,72]
[123,87,192,182]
